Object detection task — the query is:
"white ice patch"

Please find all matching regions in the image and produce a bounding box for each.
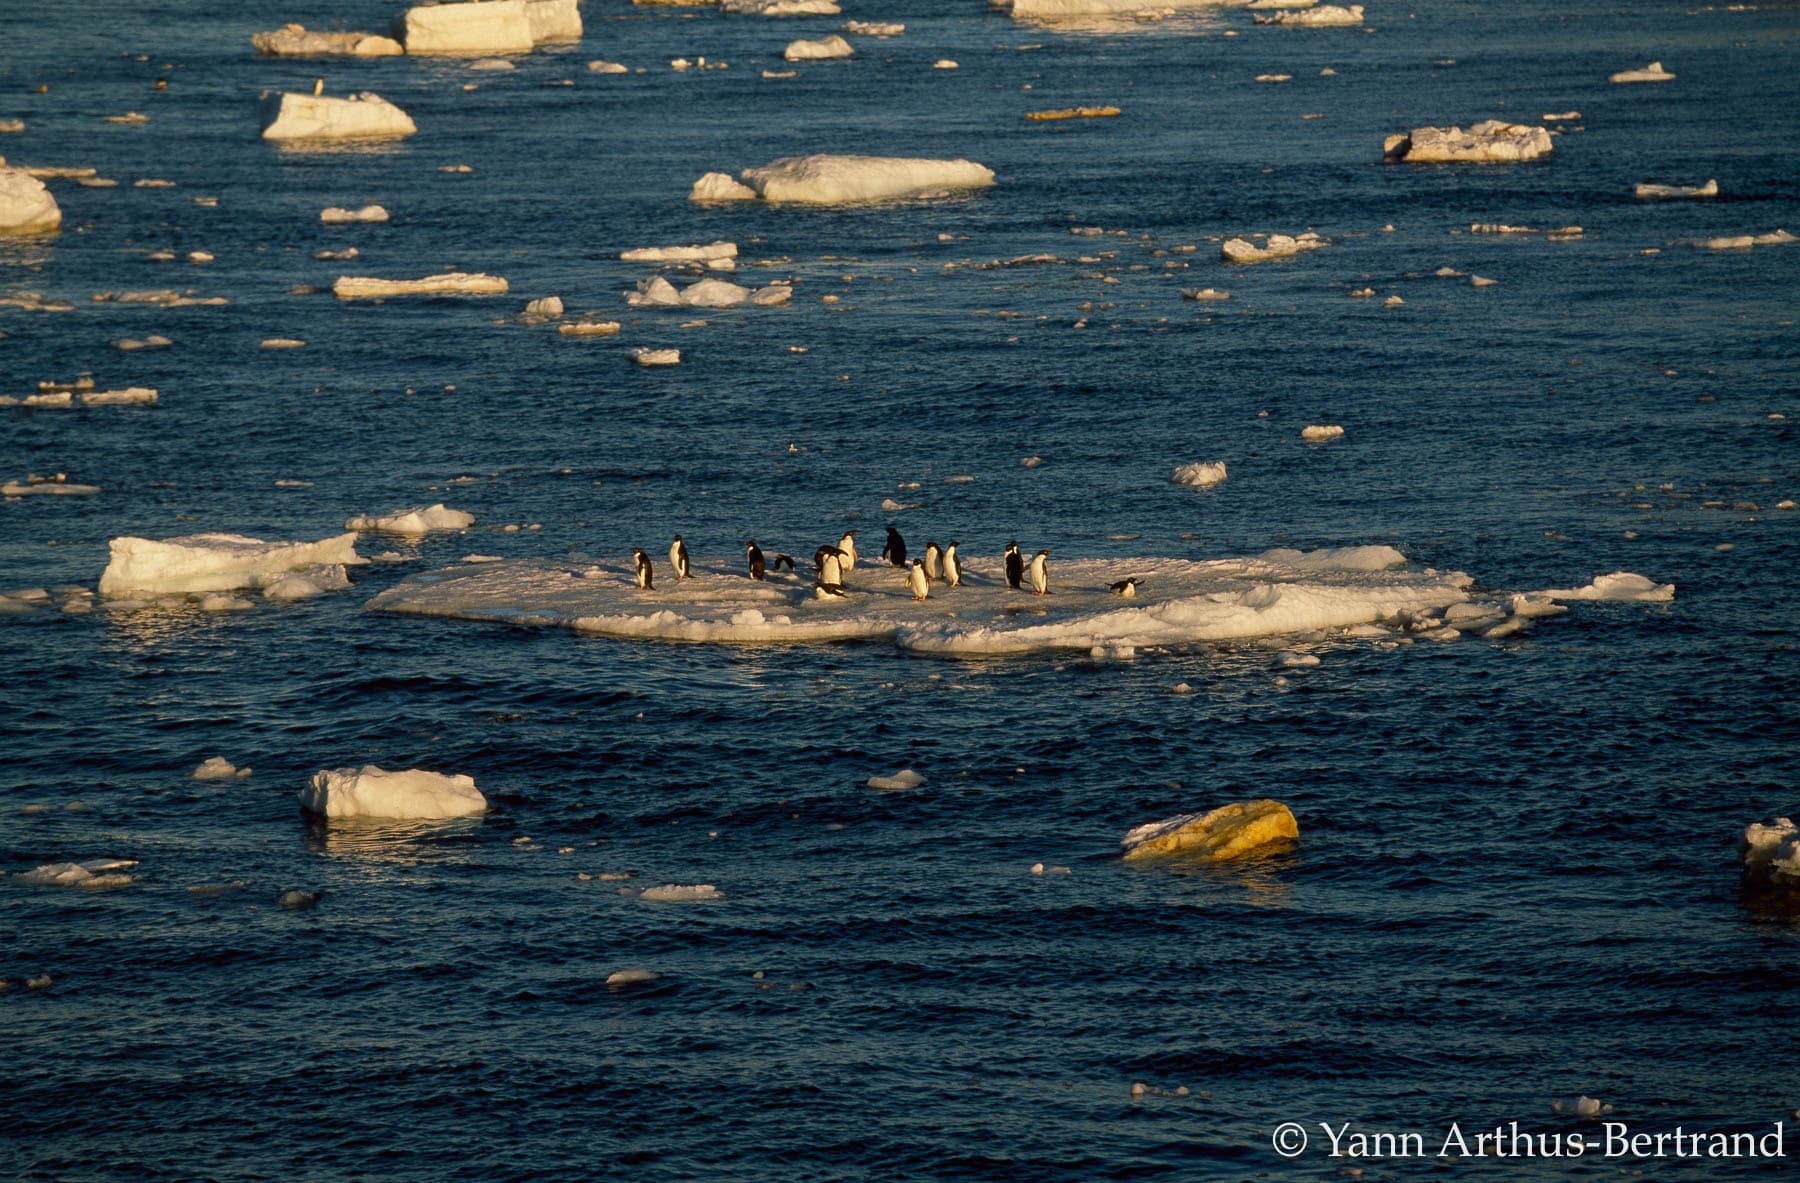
[346,504,475,536]
[1536,572,1674,603]
[365,546,1482,656]
[99,532,365,597]
[1743,817,1800,888]
[867,769,925,791]
[700,154,995,205]
[17,859,137,888]
[1172,461,1228,488]
[300,765,487,820]
[639,884,722,901]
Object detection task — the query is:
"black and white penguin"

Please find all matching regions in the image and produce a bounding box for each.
[771,553,797,574]
[669,535,690,580]
[942,541,962,588]
[745,541,766,581]
[882,526,907,567]
[815,546,845,586]
[923,542,942,582]
[837,530,859,575]
[1110,577,1141,599]
[632,548,654,590]
[906,559,929,602]
[1029,549,1050,596]
[813,581,848,600]
[1004,541,1024,590]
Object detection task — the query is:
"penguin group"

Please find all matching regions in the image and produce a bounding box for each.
[622,527,1111,601]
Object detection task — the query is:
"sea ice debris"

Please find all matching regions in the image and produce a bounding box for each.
[299,765,487,819]
[1121,799,1298,861]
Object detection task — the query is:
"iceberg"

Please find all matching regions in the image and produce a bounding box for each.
[0,166,62,234]
[1222,232,1327,263]
[1121,800,1298,862]
[703,154,996,205]
[1535,572,1673,603]
[259,92,416,142]
[784,35,854,61]
[525,0,583,43]
[1384,121,1553,163]
[1253,4,1361,24]
[99,532,365,597]
[398,0,535,54]
[345,504,475,535]
[300,765,487,819]
[1611,61,1674,84]
[1171,461,1228,488]
[251,24,403,56]
[334,272,508,298]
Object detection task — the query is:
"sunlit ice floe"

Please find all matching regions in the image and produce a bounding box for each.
[259,91,416,142]
[691,154,995,205]
[0,165,63,234]
[15,859,138,889]
[994,0,1235,18]
[300,765,487,820]
[99,531,365,597]
[369,546,1484,654]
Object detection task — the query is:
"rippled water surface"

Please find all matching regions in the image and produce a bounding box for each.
[3,0,1798,1178]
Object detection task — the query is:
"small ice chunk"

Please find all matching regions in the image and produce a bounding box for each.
[320,204,389,223]
[278,889,321,908]
[1538,572,1674,602]
[524,295,564,318]
[1121,799,1297,862]
[192,756,249,780]
[1171,461,1228,488]
[1553,1095,1611,1117]
[784,35,853,61]
[261,338,307,349]
[18,860,138,888]
[1181,287,1230,301]
[1384,121,1552,163]
[1253,4,1363,26]
[690,172,758,202]
[621,241,738,263]
[560,320,621,336]
[1301,424,1344,442]
[1221,233,1328,263]
[1635,179,1716,200]
[334,272,508,298]
[867,768,925,791]
[606,968,660,986]
[588,60,628,74]
[629,347,681,367]
[933,59,958,70]
[639,884,722,901]
[259,91,416,142]
[346,504,474,535]
[300,765,487,819]
[252,25,403,57]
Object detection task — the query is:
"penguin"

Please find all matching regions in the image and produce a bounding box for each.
[1029,549,1050,596]
[815,546,845,587]
[837,530,859,575]
[923,542,942,582]
[1004,541,1024,590]
[882,526,907,567]
[942,541,962,588]
[771,553,797,574]
[813,581,848,600]
[312,78,324,97]
[1110,577,1141,599]
[669,534,690,581]
[632,548,654,590]
[906,559,930,602]
[745,541,766,581]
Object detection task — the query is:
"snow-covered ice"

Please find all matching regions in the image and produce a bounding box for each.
[300,765,488,819]
[1742,817,1800,892]
[1536,572,1674,603]
[399,0,535,54]
[639,884,722,901]
[1685,229,1795,251]
[1171,461,1228,487]
[627,275,789,308]
[17,859,138,889]
[1221,233,1327,263]
[629,347,682,366]
[1301,424,1344,442]
[334,272,508,298]
[99,532,365,597]
[259,92,416,142]
[725,0,840,13]
[843,20,902,34]
[346,504,475,535]
[1253,4,1362,25]
[1384,121,1553,163]
[320,204,389,223]
[192,756,251,780]
[1121,799,1298,862]
[621,241,738,263]
[1635,179,1717,200]
[695,155,995,205]
[867,769,925,791]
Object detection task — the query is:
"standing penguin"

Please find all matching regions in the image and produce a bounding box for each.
[632,548,655,590]
[942,541,962,588]
[906,559,930,602]
[923,542,942,582]
[745,541,766,581]
[1004,541,1024,590]
[882,526,907,567]
[1029,549,1051,596]
[837,530,859,575]
[669,534,690,581]
[1110,577,1141,599]
[816,546,845,587]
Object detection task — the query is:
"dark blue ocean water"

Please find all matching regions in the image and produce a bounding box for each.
[3,0,1798,1178]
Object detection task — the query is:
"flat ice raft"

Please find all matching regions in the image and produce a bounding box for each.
[301,765,487,819]
[366,546,1477,654]
[691,154,995,205]
[100,532,364,596]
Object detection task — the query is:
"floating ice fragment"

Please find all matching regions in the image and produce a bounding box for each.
[629,347,681,366]
[1172,461,1228,488]
[1121,799,1297,862]
[100,532,364,597]
[1221,233,1327,263]
[1384,121,1552,163]
[606,968,660,986]
[320,204,389,223]
[639,884,722,901]
[785,34,853,61]
[1253,4,1362,25]
[252,25,403,56]
[867,769,924,791]
[0,165,62,234]
[1610,61,1673,83]
[334,272,508,298]
[1635,179,1716,200]
[300,765,487,819]
[259,91,416,142]
[192,756,251,780]
[1536,572,1673,602]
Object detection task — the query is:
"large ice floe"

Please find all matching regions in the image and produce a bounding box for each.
[300,765,487,819]
[345,504,475,535]
[1121,799,1297,862]
[99,532,364,597]
[1384,121,1553,163]
[398,0,535,53]
[690,154,995,205]
[259,92,416,142]
[334,272,509,298]
[0,165,62,234]
[252,24,404,56]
